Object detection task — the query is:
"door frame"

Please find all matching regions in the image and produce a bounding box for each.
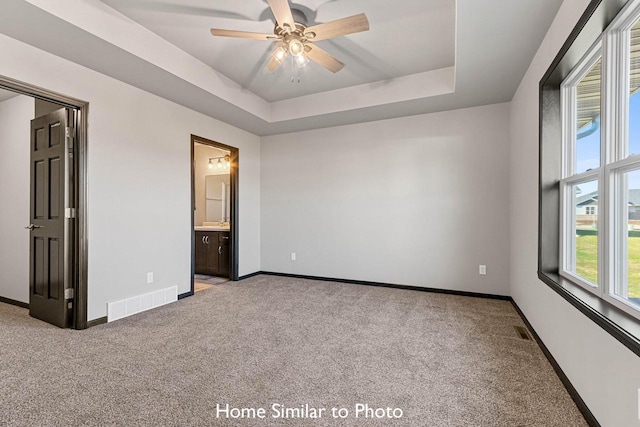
[0,75,89,329]
[189,134,239,296]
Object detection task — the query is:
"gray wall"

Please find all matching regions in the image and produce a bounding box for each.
[0,34,262,321]
[509,0,640,425]
[0,94,32,303]
[261,103,511,296]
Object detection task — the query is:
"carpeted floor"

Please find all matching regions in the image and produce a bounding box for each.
[0,275,587,426]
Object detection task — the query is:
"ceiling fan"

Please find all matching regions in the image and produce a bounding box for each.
[210,0,369,73]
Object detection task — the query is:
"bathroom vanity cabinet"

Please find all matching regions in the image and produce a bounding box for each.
[195,230,230,277]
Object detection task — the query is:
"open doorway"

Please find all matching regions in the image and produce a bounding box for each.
[0,77,88,329]
[190,135,239,296]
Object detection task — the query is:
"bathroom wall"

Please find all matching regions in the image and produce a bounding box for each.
[194,143,230,226]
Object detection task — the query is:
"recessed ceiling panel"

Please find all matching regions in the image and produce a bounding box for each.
[100,0,456,102]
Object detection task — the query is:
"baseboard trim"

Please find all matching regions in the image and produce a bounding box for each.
[237,271,262,281]
[511,301,600,427]
[178,291,193,300]
[86,316,107,328]
[0,296,29,309]
[259,271,512,301]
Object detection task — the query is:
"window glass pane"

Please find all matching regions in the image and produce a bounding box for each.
[616,169,640,309]
[573,180,598,285]
[576,58,602,174]
[629,19,640,157]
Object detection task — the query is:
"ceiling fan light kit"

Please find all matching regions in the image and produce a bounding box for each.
[209,0,369,75]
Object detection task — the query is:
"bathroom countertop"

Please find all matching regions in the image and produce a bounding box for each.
[195,226,230,232]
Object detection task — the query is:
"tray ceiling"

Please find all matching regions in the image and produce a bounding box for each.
[101,0,457,102]
[0,0,564,135]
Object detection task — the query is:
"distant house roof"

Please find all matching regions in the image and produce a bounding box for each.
[577,189,640,206]
[576,191,598,207]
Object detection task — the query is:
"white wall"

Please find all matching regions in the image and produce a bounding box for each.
[261,103,511,296]
[0,34,261,321]
[510,1,640,426]
[0,94,32,303]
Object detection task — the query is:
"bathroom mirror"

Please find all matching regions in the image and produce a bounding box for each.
[205,175,231,222]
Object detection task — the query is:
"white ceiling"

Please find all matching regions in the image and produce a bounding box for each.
[101,0,456,102]
[0,0,564,136]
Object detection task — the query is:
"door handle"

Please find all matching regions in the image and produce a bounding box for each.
[202,236,206,244]
[24,224,42,230]
[218,246,222,255]
[222,236,229,240]
[205,236,210,244]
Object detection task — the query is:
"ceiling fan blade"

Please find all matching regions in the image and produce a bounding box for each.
[304,13,369,41]
[210,28,277,40]
[305,43,344,73]
[268,0,295,31]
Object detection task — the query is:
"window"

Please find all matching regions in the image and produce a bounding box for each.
[560,2,640,318]
[540,0,640,358]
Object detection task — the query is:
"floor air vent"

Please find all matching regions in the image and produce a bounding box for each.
[107,286,178,322]
[514,325,531,340]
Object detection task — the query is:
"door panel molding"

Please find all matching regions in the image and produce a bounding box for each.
[0,74,89,329]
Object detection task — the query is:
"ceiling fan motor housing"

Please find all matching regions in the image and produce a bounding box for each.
[275,22,313,57]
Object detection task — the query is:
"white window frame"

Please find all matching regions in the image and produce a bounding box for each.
[560,0,640,320]
[560,43,603,292]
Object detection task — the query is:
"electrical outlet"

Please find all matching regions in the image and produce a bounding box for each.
[291,252,296,261]
[479,265,487,275]
[147,272,154,284]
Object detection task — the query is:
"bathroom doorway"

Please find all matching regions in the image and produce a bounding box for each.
[190,135,239,295]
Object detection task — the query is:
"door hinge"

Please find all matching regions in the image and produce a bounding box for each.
[64,288,74,299]
[65,126,75,149]
[65,208,76,219]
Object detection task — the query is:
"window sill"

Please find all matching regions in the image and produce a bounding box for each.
[538,270,640,357]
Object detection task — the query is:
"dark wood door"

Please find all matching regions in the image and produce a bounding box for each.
[29,109,69,328]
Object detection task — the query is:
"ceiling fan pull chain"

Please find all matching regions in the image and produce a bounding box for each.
[290,55,295,83]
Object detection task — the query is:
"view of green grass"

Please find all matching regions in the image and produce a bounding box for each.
[575,235,598,284]
[576,235,640,298]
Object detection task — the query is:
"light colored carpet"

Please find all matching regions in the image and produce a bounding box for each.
[0,275,587,426]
